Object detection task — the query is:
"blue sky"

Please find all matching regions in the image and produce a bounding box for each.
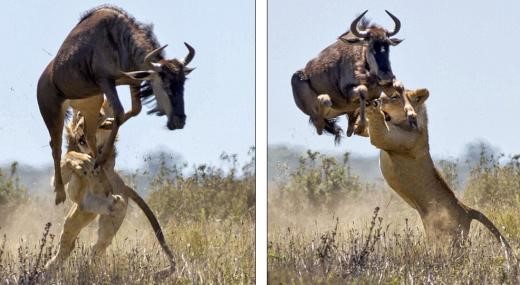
[0,1,254,169]
[269,0,520,158]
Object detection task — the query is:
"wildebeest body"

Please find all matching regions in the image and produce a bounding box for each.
[292,11,414,142]
[37,5,195,205]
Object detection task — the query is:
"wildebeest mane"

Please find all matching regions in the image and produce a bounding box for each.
[79,5,167,115]
[79,5,164,65]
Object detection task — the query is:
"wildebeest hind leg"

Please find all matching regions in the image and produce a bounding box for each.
[352,85,368,135]
[291,72,326,134]
[37,76,67,205]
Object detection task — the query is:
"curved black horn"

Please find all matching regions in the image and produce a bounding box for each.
[182,42,195,66]
[350,10,369,39]
[144,45,168,65]
[385,10,401,37]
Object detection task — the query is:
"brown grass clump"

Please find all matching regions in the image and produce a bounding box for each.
[269,148,520,284]
[0,149,255,284]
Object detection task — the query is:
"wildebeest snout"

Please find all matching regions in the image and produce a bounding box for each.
[377,71,395,85]
[167,115,186,130]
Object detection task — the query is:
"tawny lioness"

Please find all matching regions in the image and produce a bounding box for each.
[45,101,175,277]
[365,88,511,255]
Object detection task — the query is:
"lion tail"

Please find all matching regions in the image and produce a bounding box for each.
[469,208,512,256]
[124,186,176,274]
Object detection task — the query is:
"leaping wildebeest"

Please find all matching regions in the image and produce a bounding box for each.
[291,10,416,143]
[37,5,195,204]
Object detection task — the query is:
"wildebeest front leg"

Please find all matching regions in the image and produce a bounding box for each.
[122,85,142,123]
[351,85,368,136]
[393,80,417,127]
[95,80,124,168]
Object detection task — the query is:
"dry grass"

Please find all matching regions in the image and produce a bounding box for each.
[268,148,520,284]
[0,149,255,284]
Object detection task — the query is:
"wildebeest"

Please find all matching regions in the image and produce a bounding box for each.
[37,5,195,204]
[292,10,416,143]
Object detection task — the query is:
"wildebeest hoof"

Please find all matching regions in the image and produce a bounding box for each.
[346,124,355,137]
[317,94,332,107]
[354,124,366,135]
[99,118,114,130]
[55,188,66,205]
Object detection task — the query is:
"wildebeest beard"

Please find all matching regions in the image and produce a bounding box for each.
[140,81,160,114]
[139,81,185,118]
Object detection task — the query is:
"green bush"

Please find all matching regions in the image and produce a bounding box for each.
[272,150,366,212]
[464,149,520,210]
[147,147,255,224]
[0,162,28,221]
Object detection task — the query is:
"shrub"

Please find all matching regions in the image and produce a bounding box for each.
[271,150,367,212]
[0,162,28,222]
[147,147,255,224]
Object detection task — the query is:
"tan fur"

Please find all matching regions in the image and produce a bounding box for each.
[46,100,175,277]
[365,89,511,254]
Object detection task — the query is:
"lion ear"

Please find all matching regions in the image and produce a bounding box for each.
[414,88,429,105]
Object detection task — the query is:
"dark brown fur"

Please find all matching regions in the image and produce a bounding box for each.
[292,11,415,142]
[37,5,194,204]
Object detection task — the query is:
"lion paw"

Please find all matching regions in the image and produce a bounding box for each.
[66,153,95,177]
[108,195,125,214]
[317,94,332,107]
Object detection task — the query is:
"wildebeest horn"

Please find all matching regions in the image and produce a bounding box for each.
[350,10,369,39]
[385,10,401,37]
[144,45,168,65]
[182,42,195,66]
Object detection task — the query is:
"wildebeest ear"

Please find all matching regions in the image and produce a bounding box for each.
[184,67,195,75]
[414,88,429,105]
[388,38,404,46]
[122,70,156,81]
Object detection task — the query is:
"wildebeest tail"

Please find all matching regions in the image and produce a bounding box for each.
[469,208,512,256]
[124,186,176,269]
[324,118,343,144]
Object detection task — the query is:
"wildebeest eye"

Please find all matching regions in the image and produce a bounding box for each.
[391,95,400,100]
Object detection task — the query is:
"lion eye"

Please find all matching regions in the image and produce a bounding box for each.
[78,135,86,145]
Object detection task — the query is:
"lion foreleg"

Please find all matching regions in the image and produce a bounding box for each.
[45,204,96,270]
[366,104,419,150]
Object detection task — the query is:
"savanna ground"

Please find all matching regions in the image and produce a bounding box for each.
[268,143,520,284]
[0,148,255,284]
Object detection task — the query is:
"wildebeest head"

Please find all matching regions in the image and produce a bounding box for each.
[124,43,195,130]
[339,10,403,85]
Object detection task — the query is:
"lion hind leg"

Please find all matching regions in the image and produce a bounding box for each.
[92,199,128,256]
[45,204,96,270]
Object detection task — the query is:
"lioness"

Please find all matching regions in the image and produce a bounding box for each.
[365,88,511,253]
[45,101,175,276]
